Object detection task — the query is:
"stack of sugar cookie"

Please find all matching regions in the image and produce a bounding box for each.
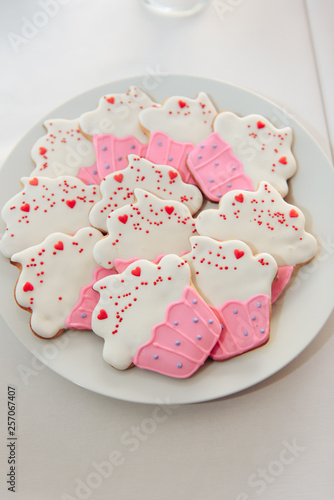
[0,86,317,379]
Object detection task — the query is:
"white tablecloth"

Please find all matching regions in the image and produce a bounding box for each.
[1,1,333,499]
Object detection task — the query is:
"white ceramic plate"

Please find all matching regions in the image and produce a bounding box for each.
[1,75,333,405]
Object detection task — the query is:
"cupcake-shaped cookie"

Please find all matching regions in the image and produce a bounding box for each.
[11,228,106,339]
[213,112,297,197]
[183,236,278,360]
[31,119,96,178]
[89,155,203,232]
[92,255,221,378]
[93,188,197,270]
[0,176,100,258]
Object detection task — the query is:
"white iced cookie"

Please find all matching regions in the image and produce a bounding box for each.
[12,228,103,339]
[184,236,277,306]
[93,188,197,269]
[196,182,317,267]
[31,119,96,178]
[139,92,218,144]
[89,154,203,232]
[213,112,297,197]
[0,176,100,258]
[79,86,158,142]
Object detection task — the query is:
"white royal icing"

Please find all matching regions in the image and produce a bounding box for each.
[79,86,158,142]
[213,112,297,197]
[184,236,277,306]
[89,154,203,232]
[93,188,197,269]
[12,228,103,339]
[31,119,96,178]
[139,92,218,144]
[196,181,318,267]
[0,176,100,258]
[92,255,191,370]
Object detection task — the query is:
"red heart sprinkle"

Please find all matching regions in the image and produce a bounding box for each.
[23,282,34,292]
[168,170,178,180]
[39,147,47,155]
[165,206,174,215]
[66,200,76,209]
[29,177,39,186]
[131,267,141,277]
[234,194,244,203]
[97,309,108,320]
[257,121,266,129]
[279,156,287,165]
[106,96,115,104]
[20,203,30,212]
[114,173,123,183]
[234,249,245,260]
[178,100,186,109]
[289,209,299,218]
[118,214,128,224]
[54,241,64,251]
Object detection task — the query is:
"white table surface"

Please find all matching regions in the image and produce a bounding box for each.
[0,1,333,499]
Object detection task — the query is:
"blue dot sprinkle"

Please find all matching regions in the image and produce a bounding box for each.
[233,309,238,314]
[92,170,97,175]
[214,162,219,166]
[192,299,197,304]
[193,318,199,323]
[198,155,202,159]
[217,193,222,198]
[208,319,213,324]
[158,141,162,146]
[175,341,181,346]
[177,363,182,368]
[168,156,173,161]
[153,354,159,359]
[221,324,224,330]
[212,144,217,148]
[117,156,122,161]
[227,183,232,188]
[197,335,202,340]
[174,321,178,326]
[244,331,248,336]
[260,329,265,333]
[257,302,261,308]
[105,164,110,169]
[232,166,236,170]
[81,313,87,318]
[200,144,204,149]
[252,316,256,321]
[102,146,107,151]
[209,178,214,183]
[130,145,135,149]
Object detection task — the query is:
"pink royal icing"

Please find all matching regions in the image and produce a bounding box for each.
[77,164,102,185]
[133,286,221,378]
[146,131,196,185]
[187,132,254,202]
[65,267,117,330]
[210,294,271,360]
[93,134,148,180]
[271,265,293,303]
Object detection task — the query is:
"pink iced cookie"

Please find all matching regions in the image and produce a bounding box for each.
[213,112,297,197]
[12,228,104,339]
[196,182,318,267]
[187,132,254,202]
[92,255,220,377]
[183,236,277,360]
[271,265,293,303]
[65,267,117,330]
[89,155,203,232]
[93,189,197,269]
[77,164,102,185]
[31,119,96,178]
[0,176,100,259]
[146,131,196,185]
[79,86,158,142]
[139,92,218,145]
[93,134,148,179]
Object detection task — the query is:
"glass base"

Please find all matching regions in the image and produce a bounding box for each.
[143,0,208,17]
